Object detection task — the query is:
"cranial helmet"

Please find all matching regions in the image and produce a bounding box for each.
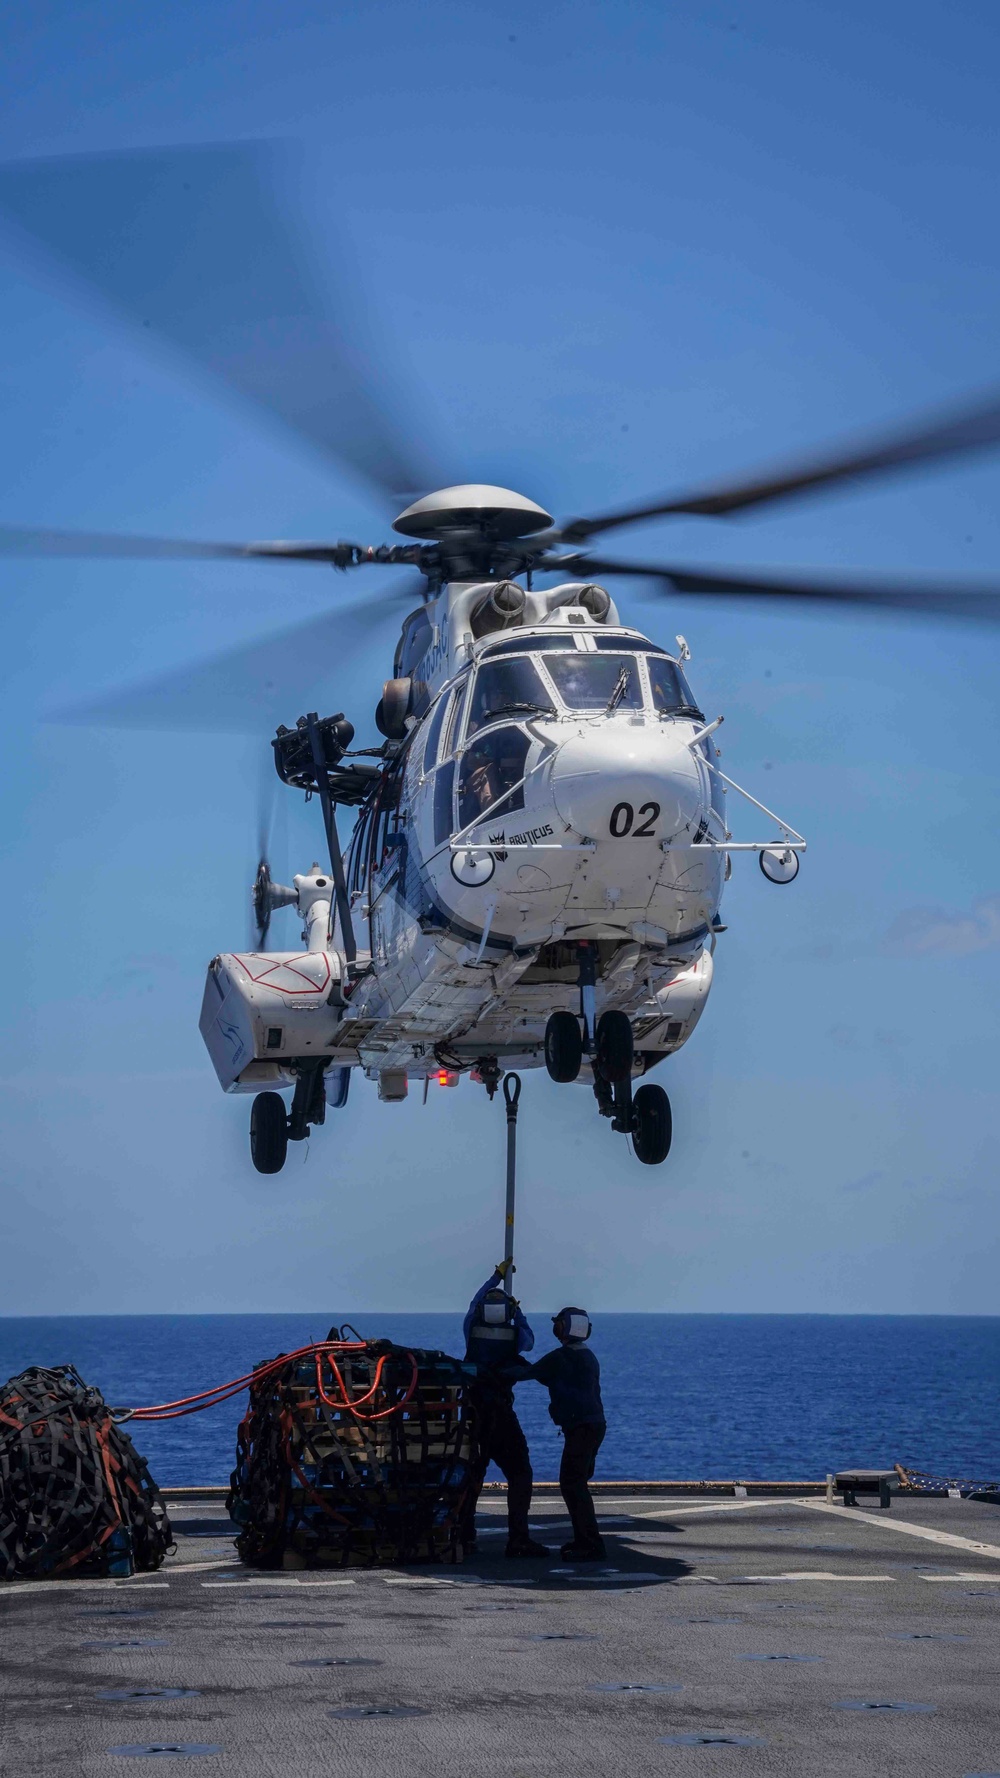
[481,1288,511,1326]
[553,1306,591,1343]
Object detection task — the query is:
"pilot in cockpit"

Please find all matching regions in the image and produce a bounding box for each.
[464,740,502,817]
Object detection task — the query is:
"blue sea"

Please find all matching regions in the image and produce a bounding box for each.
[1,1315,997,1489]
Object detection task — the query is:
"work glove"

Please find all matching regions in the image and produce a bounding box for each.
[495,1259,515,1280]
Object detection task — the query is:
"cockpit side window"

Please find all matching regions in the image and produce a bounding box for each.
[458,726,532,829]
[443,676,470,756]
[544,653,643,711]
[420,689,452,778]
[467,658,556,737]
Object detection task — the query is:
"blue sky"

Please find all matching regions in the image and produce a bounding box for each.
[1,0,998,1315]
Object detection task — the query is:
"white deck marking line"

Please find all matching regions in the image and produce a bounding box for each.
[382,1577,457,1586]
[0,1579,170,1598]
[730,1571,896,1583]
[634,1499,794,1521]
[482,1498,792,1517]
[919,1572,1000,1582]
[165,1559,238,1575]
[201,1577,357,1588]
[794,1497,1000,1561]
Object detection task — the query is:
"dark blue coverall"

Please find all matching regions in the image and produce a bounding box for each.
[462,1269,535,1547]
[517,1342,607,1553]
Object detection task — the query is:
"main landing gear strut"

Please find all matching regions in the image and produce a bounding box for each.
[249,1060,329,1175]
[543,944,672,1166]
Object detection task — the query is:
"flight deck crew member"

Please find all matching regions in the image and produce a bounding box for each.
[462,1263,550,1560]
[516,1307,607,1561]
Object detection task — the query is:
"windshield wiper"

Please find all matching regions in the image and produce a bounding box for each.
[491,701,554,719]
[605,665,631,713]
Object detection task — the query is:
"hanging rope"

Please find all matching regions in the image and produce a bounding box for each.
[0,1366,172,1582]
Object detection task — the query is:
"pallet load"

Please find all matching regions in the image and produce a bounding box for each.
[0,1365,172,1582]
[227,1334,479,1568]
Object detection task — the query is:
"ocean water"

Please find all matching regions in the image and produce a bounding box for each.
[1,1314,997,1489]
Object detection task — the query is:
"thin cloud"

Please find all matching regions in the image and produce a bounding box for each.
[882,893,1000,959]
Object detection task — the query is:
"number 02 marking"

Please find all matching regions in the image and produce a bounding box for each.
[610,800,660,837]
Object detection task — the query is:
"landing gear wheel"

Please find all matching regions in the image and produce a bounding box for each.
[595,1010,634,1083]
[632,1084,672,1165]
[250,1091,288,1174]
[545,1011,583,1083]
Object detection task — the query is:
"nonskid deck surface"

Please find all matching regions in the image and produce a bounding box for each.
[3,1493,999,1776]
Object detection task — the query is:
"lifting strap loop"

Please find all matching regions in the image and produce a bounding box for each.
[502,1072,521,1296]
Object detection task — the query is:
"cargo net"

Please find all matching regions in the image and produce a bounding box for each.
[227,1336,479,1568]
[896,1463,1000,1500]
[0,1365,172,1582]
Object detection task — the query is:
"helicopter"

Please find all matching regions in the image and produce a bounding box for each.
[2,143,1000,1174]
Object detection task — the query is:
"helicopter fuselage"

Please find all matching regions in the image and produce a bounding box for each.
[201,579,729,1099]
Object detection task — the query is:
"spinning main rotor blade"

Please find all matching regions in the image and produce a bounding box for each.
[54,577,421,733]
[0,142,441,501]
[553,391,1000,543]
[539,554,1000,620]
[0,525,359,564]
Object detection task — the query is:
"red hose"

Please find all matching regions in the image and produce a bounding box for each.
[314,1351,419,1422]
[124,1340,366,1420]
[122,1340,415,1425]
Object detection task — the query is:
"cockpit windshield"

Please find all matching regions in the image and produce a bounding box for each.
[647,655,700,715]
[543,653,644,712]
[466,657,556,736]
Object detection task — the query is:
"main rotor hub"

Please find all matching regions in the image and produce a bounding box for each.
[392,484,553,542]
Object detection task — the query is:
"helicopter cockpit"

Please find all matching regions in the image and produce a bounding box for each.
[446,636,705,829]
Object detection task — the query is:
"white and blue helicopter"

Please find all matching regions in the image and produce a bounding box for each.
[2,144,999,1173]
[201,481,793,1174]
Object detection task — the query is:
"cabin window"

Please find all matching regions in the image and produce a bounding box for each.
[543,652,643,711]
[369,759,405,873]
[701,738,727,826]
[458,726,531,829]
[467,658,555,737]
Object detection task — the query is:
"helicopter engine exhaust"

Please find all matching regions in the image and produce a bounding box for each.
[469,580,526,638]
[549,582,611,621]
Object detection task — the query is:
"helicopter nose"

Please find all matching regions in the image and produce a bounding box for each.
[550,722,705,843]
